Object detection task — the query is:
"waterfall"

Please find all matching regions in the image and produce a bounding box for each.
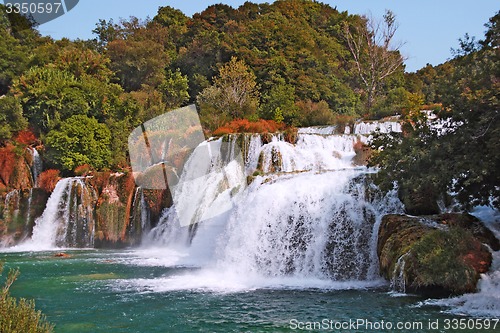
[146,120,404,283]
[3,190,21,225]
[30,147,43,187]
[354,120,402,135]
[390,253,408,292]
[27,177,96,249]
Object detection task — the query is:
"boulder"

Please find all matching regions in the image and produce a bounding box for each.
[378,213,497,296]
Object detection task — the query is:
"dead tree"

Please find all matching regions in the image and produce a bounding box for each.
[343,10,406,110]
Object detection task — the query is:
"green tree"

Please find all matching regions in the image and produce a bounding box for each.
[13,66,123,133]
[260,79,298,125]
[159,69,190,109]
[0,96,28,142]
[0,6,31,95]
[197,57,259,129]
[371,13,500,211]
[45,115,112,171]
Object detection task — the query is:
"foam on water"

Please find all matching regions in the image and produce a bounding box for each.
[111,266,387,294]
[127,122,405,293]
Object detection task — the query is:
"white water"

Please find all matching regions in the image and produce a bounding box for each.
[30,147,43,187]
[354,121,402,135]
[12,177,95,251]
[138,122,405,291]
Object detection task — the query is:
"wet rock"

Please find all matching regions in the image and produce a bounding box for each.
[378,213,496,296]
[54,252,71,258]
[91,172,138,248]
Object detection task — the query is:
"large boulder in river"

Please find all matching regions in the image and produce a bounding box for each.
[378,213,498,296]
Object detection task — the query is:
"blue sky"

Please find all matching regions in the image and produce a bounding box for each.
[37,0,498,72]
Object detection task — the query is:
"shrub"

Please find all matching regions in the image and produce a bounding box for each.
[74,164,92,176]
[0,263,54,333]
[44,115,112,171]
[13,129,37,146]
[38,169,60,193]
[213,119,285,136]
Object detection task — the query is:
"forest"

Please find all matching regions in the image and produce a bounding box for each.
[0,0,498,212]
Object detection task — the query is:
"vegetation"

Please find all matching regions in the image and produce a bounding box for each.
[0,263,54,332]
[0,1,410,174]
[0,1,498,214]
[378,214,493,296]
[370,11,500,211]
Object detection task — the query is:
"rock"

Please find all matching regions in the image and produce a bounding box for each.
[352,140,372,166]
[0,144,34,190]
[54,252,71,258]
[429,213,500,251]
[378,214,496,296]
[91,171,138,248]
[0,188,48,246]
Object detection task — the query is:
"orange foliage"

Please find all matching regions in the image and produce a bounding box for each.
[0,145,16,187]
[74,164,92,176]
[14,129,37,146]
[213,119,285,136]
[38,169,61,193]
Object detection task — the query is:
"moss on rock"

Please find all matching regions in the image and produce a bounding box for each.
[378,213,496,296]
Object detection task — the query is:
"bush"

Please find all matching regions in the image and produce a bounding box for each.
[74,164,92,176]
[0,263,54,333]
[44,115,112,171]
[38,169,60,193]
[213,119,285,136]
[13,129,37,146]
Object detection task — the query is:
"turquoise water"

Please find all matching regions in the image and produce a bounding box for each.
[0,249,493,333]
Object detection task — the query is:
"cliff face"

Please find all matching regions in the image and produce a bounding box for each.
[0,144,34,191]
[0,162,171,248]
[0,145,45,246]
[378,213,498,296]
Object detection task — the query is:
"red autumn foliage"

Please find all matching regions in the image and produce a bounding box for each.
[213,119,285,136]
[14,129,37,146]
[74,164,92,176]
[0,144,16,187]
[38,169,61,193]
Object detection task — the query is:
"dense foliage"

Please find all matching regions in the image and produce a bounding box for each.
[371,11,499,211]
[0,263,54,332]
[0,1,409,173]
[1,1,498,216]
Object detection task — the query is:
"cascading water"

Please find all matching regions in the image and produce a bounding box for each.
[144,121,404,288]
[30,147,43,187]
[26,177,96,249]
[3,190,21,225]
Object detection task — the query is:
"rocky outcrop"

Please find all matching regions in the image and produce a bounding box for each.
[0,189,48,246]
[91,172,139,248]
[90,170,172,248]
[0,145,47,246]
[378,213,498,296]
[0,144,34,191]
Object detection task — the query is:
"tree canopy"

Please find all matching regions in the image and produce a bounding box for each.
[1,0,497,212]
[371,11,500,211]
